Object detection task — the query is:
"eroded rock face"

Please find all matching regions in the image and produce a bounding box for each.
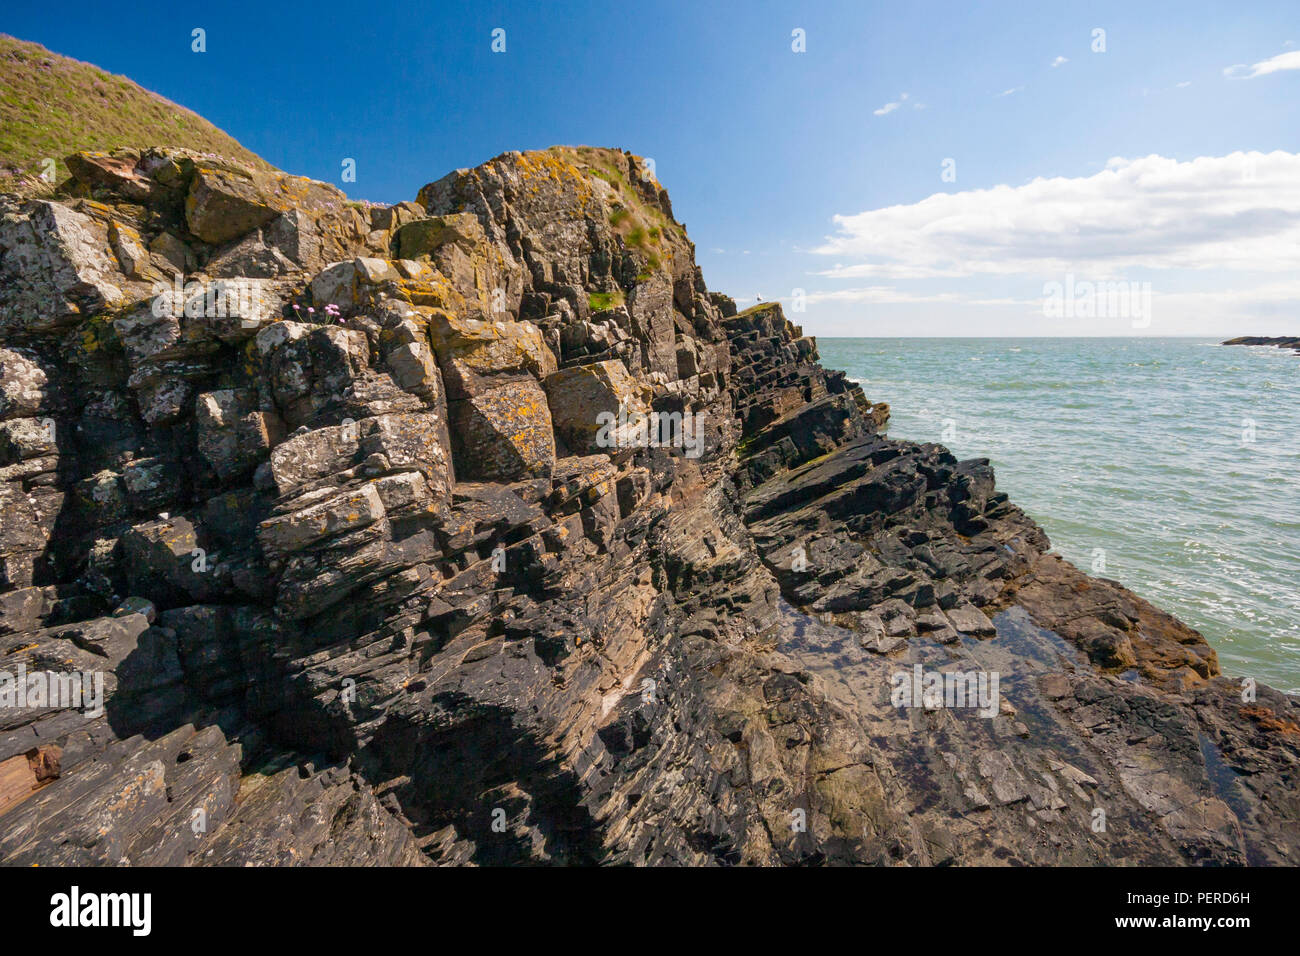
[0,145,1296,866]
[0,198,124,333]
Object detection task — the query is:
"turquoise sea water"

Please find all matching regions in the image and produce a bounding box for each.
[818,337,1300,693]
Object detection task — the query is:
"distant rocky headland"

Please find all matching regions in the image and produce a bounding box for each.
[1,143,1297,866]
[1222,336,1300,355]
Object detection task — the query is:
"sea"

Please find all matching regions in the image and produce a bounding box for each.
[818,337,1300,694]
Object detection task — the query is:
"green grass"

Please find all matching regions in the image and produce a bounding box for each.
[0,33,277,192]
[588,290,625,312]
[735,301,782,318]
[568,146,679,241]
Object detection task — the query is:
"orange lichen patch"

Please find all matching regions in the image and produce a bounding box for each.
[1240,705,1300,737]
[392,274,463,312]
[515,150,593,197]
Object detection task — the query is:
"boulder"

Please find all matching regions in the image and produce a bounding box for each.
[360,412,452,495]
[0,417,57,464]
[426,312,557,400]
[543,360,650,455]
[76,469,129,526]
[196,389,279,482]
[0,348,49,420]
[185,166,280,243]
[947,603,997,637]
[185,164,361,250]
[121,516,225,606]
[112,302,189,368]
[107,220,158,280]
[448,380,555,480]
[385,340,439,395]
[184,278,281,342]
[269,423,362,494]
[148,232,193,273]
[0,199,123,333]
[308,257,407,313]
[66,150,157,202]
[122,457,182,513]
[394,214,486,260]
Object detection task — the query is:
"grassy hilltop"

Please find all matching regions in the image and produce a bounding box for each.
[0,34,275,193]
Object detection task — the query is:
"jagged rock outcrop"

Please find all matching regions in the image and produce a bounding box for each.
[1,145,1297,866]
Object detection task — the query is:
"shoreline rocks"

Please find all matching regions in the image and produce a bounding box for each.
[1222,335,1300,354]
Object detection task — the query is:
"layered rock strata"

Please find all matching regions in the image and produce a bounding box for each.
[0,146,1296,865]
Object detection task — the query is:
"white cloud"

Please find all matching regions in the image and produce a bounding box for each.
[1224,50,1300,78]
[1154,280,1300,314]
[873,92,909,116]
[1051,56,1068,67]
[1176,81,1192,88]
[996,86,1024,97]
[812,151,1300,280]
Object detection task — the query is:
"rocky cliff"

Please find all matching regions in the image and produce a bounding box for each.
[1,145,1297,865]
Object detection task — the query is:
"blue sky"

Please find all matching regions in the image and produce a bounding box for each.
[5,0,1299,336]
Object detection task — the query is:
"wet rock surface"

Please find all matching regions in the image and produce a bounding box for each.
[0,145,1296,865]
